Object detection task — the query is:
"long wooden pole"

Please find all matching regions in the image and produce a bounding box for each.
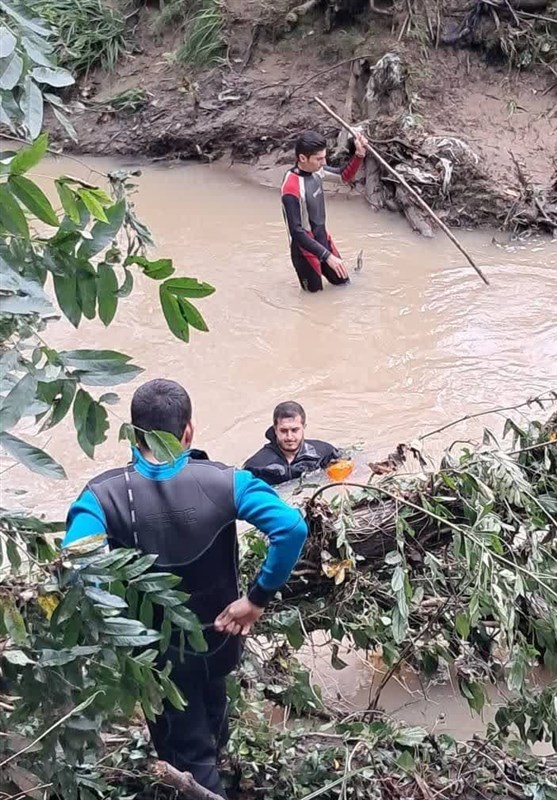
[314,96,490,286]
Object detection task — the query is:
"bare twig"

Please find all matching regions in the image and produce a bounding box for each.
[148,760,222,800]
[418,391,557,441]
[314,97,490,285]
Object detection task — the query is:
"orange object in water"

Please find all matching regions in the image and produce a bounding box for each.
[326,459,354,482]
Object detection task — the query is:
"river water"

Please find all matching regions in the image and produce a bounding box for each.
[3,155,556,748]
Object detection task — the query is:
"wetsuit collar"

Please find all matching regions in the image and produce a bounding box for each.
[132,446,189,479]
[294,164,314,178]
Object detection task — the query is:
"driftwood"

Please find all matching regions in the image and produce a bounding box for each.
[315,96,490,284]
[148,760,223,800]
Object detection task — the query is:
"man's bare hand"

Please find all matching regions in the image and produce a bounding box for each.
[214,597,264,636]
[326,254,349,279]
[354,132,368,158]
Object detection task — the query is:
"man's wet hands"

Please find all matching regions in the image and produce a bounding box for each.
[214,597,264,636]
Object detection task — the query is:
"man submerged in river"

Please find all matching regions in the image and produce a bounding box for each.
[244,401,340,486]
[281,129,368,293]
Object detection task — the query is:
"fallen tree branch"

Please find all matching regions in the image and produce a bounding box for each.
[314,96,490,285]
[147,760,223,800]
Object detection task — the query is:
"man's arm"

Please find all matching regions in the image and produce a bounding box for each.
[282,194,331,261]
[63,489,107,548]
[214,470,308,635]
[322,154,363,185]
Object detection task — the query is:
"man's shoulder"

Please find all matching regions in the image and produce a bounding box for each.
[306,438,337,457]
[281,168,301,197]
[87,466,128,490]
[244,444,277,469]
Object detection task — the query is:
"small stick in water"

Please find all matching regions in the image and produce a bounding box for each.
[355,249,364,272]
[314,96,490,286]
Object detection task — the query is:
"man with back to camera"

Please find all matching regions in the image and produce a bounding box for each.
[243,401,340,486]
[62,379,308,798]
[281,129,368,293]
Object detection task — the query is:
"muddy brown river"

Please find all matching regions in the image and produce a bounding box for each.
[3,155,556,749]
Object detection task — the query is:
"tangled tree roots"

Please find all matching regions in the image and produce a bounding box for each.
[332,52,557,234]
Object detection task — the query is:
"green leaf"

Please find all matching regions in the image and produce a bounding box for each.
[162,277,215,299]
[99,392,119,405]
[161,676,186,709]
[0,431,66,478]
[160,286,189,343]
[0,52,23,91]
[73,389,108,458]
[0,26,16,58]
[391,566,405,593]
[0,373,38,432]
[9,175,59,226]
[394,726,427,747]
[3,602,27,645]
[131,573,182,593]
[31,66,75,87]
[3,648,34,666]
[79,200,126,260]
[97,263,118,325]
[144,430,184,463]
[286,621,304,650]
[396,750,415,772]
[56,180,80,224]
[126,255,174,280]
[139,595,154,629]
[117,267,133,297]
[0,184,30,237]
[76,267,97,319]
[59,349,142,386]
[167,605,199,631]
[78,189,109,222]
[118,422,137,447]
[178,297,209,332]
[85,587,128,609]
[6,537,22,571]
[54,585,81,625]
[455,612,470,639]
[391,607,408,644]
[38,379,76,429]
[119,553,158,580]
[9,133,48,175]
[160,616,172,652]
[21,35,55,67]
[53,273,81,327]
[21,77,44,140]
[187,628,208,653]
[40,646,101,666]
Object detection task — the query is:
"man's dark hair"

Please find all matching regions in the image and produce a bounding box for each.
[295,131,327,159]
[273,401,306,426]
[131,379,192,447]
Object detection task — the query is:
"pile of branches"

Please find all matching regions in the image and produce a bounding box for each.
[243,394,557,719]
[440,0,557,70]
[332,52,555,233]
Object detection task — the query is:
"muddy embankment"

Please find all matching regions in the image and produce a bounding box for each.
[50,0,557,234]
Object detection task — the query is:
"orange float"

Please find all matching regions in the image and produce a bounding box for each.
[325,458,354,482]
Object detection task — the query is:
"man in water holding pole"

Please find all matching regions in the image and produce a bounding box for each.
[281,129,368,292]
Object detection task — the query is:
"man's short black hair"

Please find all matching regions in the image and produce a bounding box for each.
[273,401,306,426]
[131,379,192,447]
[295,130,327,159]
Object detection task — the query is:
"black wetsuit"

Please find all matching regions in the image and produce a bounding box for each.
[281,155,363,292]
[244,427,340,485]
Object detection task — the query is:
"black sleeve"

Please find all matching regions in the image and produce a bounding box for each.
[320,444,341,467]
[282,194,330,261]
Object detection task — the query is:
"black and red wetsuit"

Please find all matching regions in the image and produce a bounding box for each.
[281,155,363,292]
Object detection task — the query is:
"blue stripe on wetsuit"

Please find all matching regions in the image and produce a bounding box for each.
[63,448,307,602]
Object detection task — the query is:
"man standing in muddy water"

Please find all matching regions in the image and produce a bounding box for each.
[281,129,368,292]
[62,379,308,798]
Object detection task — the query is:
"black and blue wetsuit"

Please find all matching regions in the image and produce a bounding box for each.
[64,447,307,798]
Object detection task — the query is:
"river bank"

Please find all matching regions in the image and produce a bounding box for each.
[46,0,557,234]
